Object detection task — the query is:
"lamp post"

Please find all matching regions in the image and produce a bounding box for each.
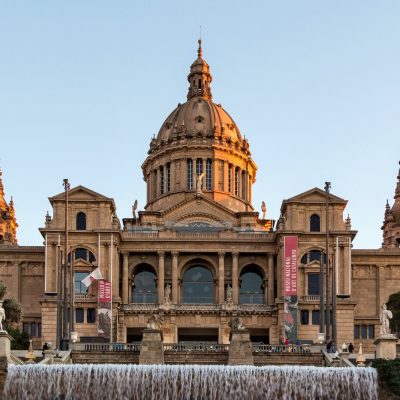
[62,178,70,348]
[324,181,331,342]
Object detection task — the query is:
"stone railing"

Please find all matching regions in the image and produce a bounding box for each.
[73,342,141,352]
[122,230,273,241]
[302,295,320,301]
[163,343,229,352]
[121,303,275,314]
[252,344,312,353]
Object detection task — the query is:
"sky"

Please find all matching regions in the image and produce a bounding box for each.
[0,1,399,248]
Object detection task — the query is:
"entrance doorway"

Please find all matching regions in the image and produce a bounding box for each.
[178,328,218,343]
[127,328,143,343]
[249,328,269,344]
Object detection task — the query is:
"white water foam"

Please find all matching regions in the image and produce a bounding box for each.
[3,364,378,400]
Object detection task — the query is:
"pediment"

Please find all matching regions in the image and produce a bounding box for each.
[285,187,347,205]
[49,185,115,208]
[162,195,237,228]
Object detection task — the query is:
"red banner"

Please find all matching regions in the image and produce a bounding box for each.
[98,280,112,302]
[98,280,112,339]
[284,236,298,296]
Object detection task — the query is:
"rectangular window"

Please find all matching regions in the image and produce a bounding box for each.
[196,158,203,176]
[38,322,42,337]
[234,168,239,196]
[206,159,212,190]
[308,273,320,295]
[87,308,96,324]
[354,325,360,339]
[23,322,30,335]
[76,308,84,323]
[31,322,37,337]
[159,166,164,195]
[187,159,193,190]
[361,325,368,339]
[166,163,171,193]
[75,272,89,294]
[368,325,374,339]
[300,310,309,325]
[228,165,232,192]
[312,310,320,325]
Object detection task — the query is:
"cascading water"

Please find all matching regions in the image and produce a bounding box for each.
[3,364,378,400]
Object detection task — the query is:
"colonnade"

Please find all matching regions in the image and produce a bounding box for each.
[146,158,253,204]
[121,251,275,306]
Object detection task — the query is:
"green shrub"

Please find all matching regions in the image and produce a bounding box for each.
[372,359,400,397]
[7,327,30,350]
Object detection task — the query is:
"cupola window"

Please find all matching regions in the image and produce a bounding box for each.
[228,165,232,193]
[234,168,240,196]
[166,163,171,193]
[187,159,193,190]
[196,159,203,176]
[206,159,212,190]
[159,166,164,195]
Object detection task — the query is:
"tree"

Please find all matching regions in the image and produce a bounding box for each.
[387,291,400,334]
[0,280,28,349]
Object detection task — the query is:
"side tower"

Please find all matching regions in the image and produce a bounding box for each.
[382,161,400,248]
[0,169,18,245]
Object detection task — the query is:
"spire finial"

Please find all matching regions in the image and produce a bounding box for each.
[198,37,202,58]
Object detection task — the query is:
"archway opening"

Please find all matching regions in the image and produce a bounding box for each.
[239,265,264,304]
[182,265,214,304]
[131,264,157,304]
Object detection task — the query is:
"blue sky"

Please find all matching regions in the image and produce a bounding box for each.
[0,1,399,248]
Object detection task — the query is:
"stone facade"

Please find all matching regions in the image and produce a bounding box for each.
[0,42,399,354]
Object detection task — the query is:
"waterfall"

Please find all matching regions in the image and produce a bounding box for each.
[3,364,378,400]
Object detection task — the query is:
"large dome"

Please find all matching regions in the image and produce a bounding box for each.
[155,97,243,147]
[142,40,257,213]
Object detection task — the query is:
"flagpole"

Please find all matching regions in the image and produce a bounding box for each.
[56,234,62,350]
[69,249,75,335]
[110,233,113,343]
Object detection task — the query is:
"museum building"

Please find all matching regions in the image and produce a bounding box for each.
[0,41,399,351]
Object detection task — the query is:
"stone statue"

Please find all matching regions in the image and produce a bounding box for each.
[196,173,205,194]
[164,284,171,305]
[146,314,163,330]
[380,303,393,335]
[225,285,233,304]
[261,201,267,219]
[228,317,246,331]
[132,200,138,219]
[0,301,5,332]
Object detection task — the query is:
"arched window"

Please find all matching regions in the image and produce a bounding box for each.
[76,212,86,230]
[69,247,96,263]
[75,272,89,294]
[182,266,214,304]
[239,266,264,304]
[310,214,320,232]
[300,250,327,265]
[187,159,193,190]
[131,265,157,303]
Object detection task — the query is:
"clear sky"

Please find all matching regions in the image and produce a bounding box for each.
[0,1,399,248]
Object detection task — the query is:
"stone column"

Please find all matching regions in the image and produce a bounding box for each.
[122,252,129,304]
[218,252,225,304]
[172,252,179,304]
[223,161,229,192]
[232,252,239,304]
[268,253,275,305]
[158,252,165,304]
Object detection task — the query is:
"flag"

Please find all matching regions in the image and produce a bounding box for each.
[82,267,103,288]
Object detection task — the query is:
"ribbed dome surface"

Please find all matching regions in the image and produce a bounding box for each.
[155,97,243,145]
